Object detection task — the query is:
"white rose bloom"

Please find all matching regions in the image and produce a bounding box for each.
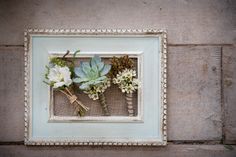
[48,65,72,88]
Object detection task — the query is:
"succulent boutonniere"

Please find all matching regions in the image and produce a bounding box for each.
[110,55,141,116]
[44,50,89,116]
[73,55,111,116]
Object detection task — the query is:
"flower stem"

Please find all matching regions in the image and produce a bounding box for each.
[98,93,110,116]
[126,93,134,116]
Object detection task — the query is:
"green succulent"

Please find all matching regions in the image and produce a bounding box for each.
[73,55,111,90]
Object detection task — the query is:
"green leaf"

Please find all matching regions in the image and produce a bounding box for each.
[80,82,92,90]
[91,55,104,71]
[86,70,98,80]
[43,81,50,85]
[97,62,104,71]
[90,56,98,71]
[100,64,111,76]
[92,76,106,85]
[93,55,102,64]
[91,63,98,72]
[95,76,107,82]
[90,58,99,75]
[74,67,86,78]
[72,49,80,66]
[82,62,91,74]
[73,77,89,83]
[73,50,80,58]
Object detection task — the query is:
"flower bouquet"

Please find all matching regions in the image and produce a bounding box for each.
[44,51,89,116]
[73,55,111,116]
[110,55,141,116]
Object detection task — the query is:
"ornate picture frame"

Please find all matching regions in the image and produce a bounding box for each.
[24,29,167,146]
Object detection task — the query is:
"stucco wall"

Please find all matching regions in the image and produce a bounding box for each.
[0,0,235,156]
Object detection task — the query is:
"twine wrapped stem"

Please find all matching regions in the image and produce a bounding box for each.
[125,93,134,116]
[59,87,89,116]
[98,93,110,116]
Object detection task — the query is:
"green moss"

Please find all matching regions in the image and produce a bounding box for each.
[50,57,67,67]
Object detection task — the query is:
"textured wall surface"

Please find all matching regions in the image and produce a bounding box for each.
[0,0,235,156]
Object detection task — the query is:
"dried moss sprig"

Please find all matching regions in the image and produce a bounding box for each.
[109,55,134,78]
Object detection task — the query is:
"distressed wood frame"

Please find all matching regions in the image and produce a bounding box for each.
[24,29,168,146]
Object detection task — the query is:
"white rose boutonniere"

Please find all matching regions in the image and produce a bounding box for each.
[44,50,89,116]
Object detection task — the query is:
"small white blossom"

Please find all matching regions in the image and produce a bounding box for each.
[113,69,140,94]
[48,65,72,88]
[84,79,111,100]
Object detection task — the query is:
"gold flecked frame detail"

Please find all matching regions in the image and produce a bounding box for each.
[24,29,168,146]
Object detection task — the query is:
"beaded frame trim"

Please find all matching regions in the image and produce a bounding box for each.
[24,29,168,146]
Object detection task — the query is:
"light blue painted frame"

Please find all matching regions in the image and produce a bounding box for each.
[24,29,167,146]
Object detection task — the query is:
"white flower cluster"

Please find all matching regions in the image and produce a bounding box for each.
[47,65,72,88]
[113,69,140,94]
[84,79,111,100]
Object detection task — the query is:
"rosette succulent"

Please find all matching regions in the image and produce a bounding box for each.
[73,55,111,90]
[73,55,111,116]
